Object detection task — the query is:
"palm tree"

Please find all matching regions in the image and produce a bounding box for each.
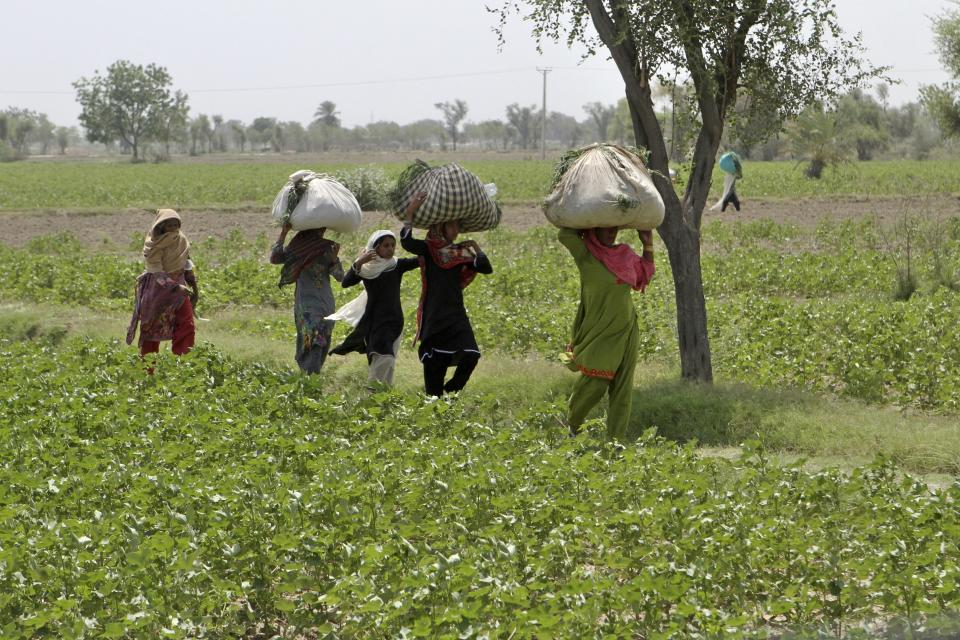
[786,105,850,178]
[314,101,340,128]
[212,114,224,152]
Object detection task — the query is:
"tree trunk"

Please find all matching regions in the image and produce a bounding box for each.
[806,158,825,179]
[645,146,715,382]
[659,204,713,381]
[584,0,716,382]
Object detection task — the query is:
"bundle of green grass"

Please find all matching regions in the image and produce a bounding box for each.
[544,143,664,230]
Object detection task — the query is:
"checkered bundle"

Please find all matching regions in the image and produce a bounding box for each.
[390,161,502,232]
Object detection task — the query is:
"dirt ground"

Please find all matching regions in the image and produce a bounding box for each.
[29,149,554,165]
[1,195,958,250]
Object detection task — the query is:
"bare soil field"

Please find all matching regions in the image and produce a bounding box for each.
[2,195,958,250]
[25,149,554,165]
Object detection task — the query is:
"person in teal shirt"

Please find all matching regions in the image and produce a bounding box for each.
[711,151,743,212]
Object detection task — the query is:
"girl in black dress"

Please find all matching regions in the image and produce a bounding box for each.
[331,228,419,385]
[399,192,493,396]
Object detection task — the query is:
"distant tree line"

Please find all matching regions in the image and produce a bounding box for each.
[0,108,79,161]
[0,56,955,169]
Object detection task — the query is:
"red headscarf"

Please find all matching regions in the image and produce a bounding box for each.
[424,226,478,287]
[582,229,655,292]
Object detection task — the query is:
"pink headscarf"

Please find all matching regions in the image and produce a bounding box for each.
[582,230,655,292]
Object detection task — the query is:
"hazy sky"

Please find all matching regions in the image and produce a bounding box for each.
[0,0,952,129]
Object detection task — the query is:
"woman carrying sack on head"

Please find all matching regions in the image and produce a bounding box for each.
[710,151,743,213]
[127,209,199,360]
[399,192,493,396]
[270,223,344,374]
[328,229,420,385]
[559,226,655,441]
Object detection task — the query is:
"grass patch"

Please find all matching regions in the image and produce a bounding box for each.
[633,376,960,475]
[0,308,68,344]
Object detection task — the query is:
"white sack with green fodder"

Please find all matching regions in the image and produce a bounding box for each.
[271,170,362,233]
[543,144,664,230]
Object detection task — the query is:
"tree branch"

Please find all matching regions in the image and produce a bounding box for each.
[671,0,761,228]
[583,0,678,213]
[671,0,720,133]
[713,0,766,119]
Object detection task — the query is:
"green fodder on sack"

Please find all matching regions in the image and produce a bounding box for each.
[387,160,432,212]
[550,143,653,190]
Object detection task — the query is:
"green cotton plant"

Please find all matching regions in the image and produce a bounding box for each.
[1,337,960,637]
[3,216,960,410]
[710,290,960,410]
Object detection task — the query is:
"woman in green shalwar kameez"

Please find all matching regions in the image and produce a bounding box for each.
[559,226,656,441]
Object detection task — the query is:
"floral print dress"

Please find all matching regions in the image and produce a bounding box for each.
[270,241,343,373]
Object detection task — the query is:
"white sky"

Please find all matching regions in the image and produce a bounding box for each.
[0,0,952,128]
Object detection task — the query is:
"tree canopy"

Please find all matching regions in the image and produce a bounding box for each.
[583,101,616,141]
[435,100,469,150]
[505,103,539,150]
[921,3,960,137]
[314,101,341,128]
[73,60,188,162]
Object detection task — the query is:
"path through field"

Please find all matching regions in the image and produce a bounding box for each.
[3,194,959,248]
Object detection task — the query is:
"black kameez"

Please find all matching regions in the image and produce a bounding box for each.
[334,257,420,360]
[399,227,493,362]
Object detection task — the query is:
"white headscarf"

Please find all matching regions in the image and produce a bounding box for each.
[325,230,398,327]
[358,230,397,278]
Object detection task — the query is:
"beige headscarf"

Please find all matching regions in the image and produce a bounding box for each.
[142,209,191,273]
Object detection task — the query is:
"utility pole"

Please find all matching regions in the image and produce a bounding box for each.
[537,67,551,160]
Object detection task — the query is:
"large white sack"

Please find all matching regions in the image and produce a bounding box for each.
[271,173,362,233]
[543,145,665,230]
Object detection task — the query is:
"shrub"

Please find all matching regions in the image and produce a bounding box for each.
[335,165,391,211]
[0,140,23,162]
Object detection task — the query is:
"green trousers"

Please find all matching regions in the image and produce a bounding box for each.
[567,330,638,442]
